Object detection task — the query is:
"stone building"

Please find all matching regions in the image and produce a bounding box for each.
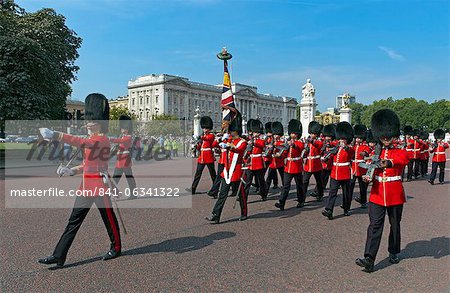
[126,74,298,131]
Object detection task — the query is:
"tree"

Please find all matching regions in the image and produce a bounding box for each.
[109,106,137,120]
[349,102,366,125]
[0,1,82,136]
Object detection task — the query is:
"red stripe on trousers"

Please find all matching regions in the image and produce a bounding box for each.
[103,195,121,252]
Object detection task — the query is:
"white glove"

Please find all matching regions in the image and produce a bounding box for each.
[219,142,228,149]
[56,166,75,176]
[39,128,54,140]
[222,133,230,141]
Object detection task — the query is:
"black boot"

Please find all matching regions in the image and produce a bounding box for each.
[355,257,374,272]
[321,208,333,220]
[205,214,220,224]
[239,215,248,221]
[389,253,400,264]
[274,202,285,211]
[38,255,65,267]
[103,249,121,261]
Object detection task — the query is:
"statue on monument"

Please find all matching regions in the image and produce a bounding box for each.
[341,93,351,109]
[301,78,315,100]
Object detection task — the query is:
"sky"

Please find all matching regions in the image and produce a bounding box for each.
[20,0,450,111]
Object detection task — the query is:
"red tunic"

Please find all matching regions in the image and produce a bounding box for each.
[110,135,133,168]
[352,143,371,176]
[60,133,110,196]
[431,142,449,163]
[249,138,265,171]
[405,138,415,159]
[330,146,354,180]
[304,139,323,173]
[263,136,274,163]
[284,140,305,174]
[420,141,429,160]
[411,139,422,160]
[197,133,215,164]
[221,137,248,183]
[321,140,338,170]
[269,140,286,169]
[369,147,409,207]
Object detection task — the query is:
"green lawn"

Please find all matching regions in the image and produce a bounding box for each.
[0,143,34,150]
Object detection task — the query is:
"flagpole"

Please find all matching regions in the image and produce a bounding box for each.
[217,47,234,132]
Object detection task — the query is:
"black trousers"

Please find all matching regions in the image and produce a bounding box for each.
[266,167,284,189]
[325,178,351,212]
[192,163,216,192]
[113,167,136,192]
[244,169,268,198]
[407,159,420,179]
[364,202,403,261]
[350,175,368,204]
[314,169,331,192]
[208,164,239,196]
[303,171,324,198]
[430,161,445,183]
[420,158,429,176]
[53,196,122,260]
[212,178,247,218]
[278,172,304,205]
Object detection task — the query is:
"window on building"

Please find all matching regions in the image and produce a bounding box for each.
[156,95,159,104]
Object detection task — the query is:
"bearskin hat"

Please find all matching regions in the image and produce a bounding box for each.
[84,93,110,133]
[200,116,213,130]
[434,128,445,140]
[228,112,243,135]
[371,109,400,140]
[413,129,421,138]
[322,124,336,139]
[252,119,264,134]
[271,121,284,136]
[288,119,302,135]
[119,115,132,132]
[366,129,376,143]
[247,119,255,132]
[403,125,413,136]
[353,124,367,139]
[336,121,354,142]
[308,121,323,134]
[265,122,273,134]
[420,130,429,140]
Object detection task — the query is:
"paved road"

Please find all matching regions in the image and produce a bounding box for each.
[1,156,449,292]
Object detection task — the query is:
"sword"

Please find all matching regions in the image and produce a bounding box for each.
[233,167,248,209]
[101,172,128,235]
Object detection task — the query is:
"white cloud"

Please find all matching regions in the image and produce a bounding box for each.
[378,46,406,61]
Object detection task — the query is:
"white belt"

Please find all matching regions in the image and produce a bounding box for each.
[333,162,350,166]
[117,151,130,155]
[201,148,211,151]
[413,149,421,151]
[307,155,321,159]
[354,159,364,163]
[406,149,413,151]
[287,157,302,161]
[435,152,445,154]
[250,154,262,157]
[375,175,401,182]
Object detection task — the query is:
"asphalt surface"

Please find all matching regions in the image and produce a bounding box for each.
[1,155,449,292]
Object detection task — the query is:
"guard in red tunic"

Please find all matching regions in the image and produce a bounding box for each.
[206,113,248,223]
[188,116,216,194]
[243,119,268,201]
[315,124,337,194]
[350,124,371,208]
[402,125,414,181]
[419,131,430,177]
[265,122,285,190]
[322,121,355,219]
[356,109,410,272]
[406,129,423,181]
[302,121,324,201]
[262,122,276,187]
[38,93,122,268]
[274,119,305,210]
[110,115,136,199]
[428,128,449,185]
[207,132,235,198]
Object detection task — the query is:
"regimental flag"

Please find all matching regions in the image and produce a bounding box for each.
[221,60,237,127]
